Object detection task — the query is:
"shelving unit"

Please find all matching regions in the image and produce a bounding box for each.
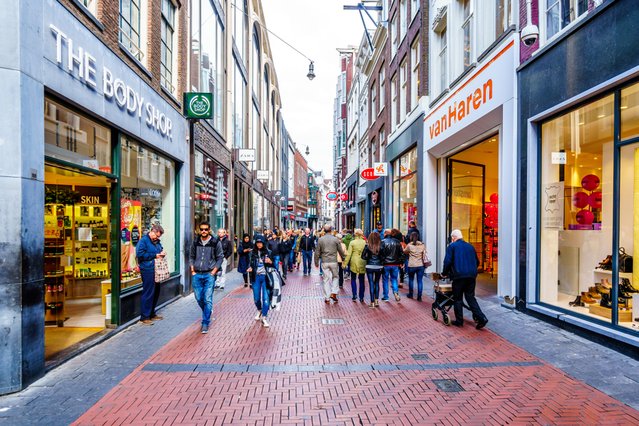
[44,213,69,327]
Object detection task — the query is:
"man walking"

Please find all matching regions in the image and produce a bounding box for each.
[299,227,316,276]
[189,222,224,334]
[315,225,346,303]
[215,228,234,290]
[442,229,489,329]
[380,229,404,301]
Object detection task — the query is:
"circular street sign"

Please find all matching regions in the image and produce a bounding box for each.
[326,191,338,201]
[339,193,348,201]
[361,168,379,181]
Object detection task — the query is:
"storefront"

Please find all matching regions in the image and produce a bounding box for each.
[38,2,187,364]
[519,0,639,346]
[423,34,518,296]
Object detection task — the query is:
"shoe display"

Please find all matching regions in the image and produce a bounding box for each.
[569,295,584,307]
[261,317,270,328]
[599,293,612,308]
[140,319,154,326]
[581,292,596,304]
[201,324,209,334]
[255,311,262,321]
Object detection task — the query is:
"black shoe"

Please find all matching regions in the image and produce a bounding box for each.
[417,296,422,301]
[451,320,463,327]
[476,318,488,330]
[407,293,414,299]
[244,283,248,287]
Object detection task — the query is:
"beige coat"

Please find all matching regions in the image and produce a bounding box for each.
[315,234,347,266]
[404,242,426,268]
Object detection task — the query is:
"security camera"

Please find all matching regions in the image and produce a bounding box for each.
[521,24,539,47]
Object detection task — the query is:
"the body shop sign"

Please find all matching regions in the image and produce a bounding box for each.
[424,39,515,147]
[48,24,173,139]
[184,92,213,119]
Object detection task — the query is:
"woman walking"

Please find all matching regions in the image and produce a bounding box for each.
[267,230,281,275]
[403,232,426,301]
[344,229,367,302]
[361,232,383,308]
[247,237,274,328]
[279,231,293,280]
[237,233,253,287]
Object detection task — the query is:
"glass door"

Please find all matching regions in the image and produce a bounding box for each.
[447,159,485,270]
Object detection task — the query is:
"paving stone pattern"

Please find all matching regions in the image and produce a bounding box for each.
[67,271,639,425]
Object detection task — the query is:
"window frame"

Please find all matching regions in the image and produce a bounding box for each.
[160,0,177,95]
[411,38,420,109]
[119,0,144,62]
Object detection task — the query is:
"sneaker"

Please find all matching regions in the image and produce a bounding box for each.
[374,300,380,307]
[201,324,209,334]
[325,299,331,304]
[417,296,422,302]
[352,297,357,302]
[255,311,262,321]
[151,315,164,321]
[382,298,390,302]
[369,302,376,308]
[140,319,154,326]
[261,317,270,328]
[394,292,401,302]
[330,293,338,303]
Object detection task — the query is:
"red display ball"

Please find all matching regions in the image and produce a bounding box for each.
[572,191,589,208]
[588,191,602,209]
[581,174,600,191]
[489,193,499,204]
[485,204,496,216]
[484,218,497,228]
[576,209,594,225]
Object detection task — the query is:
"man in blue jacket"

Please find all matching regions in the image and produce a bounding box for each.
[442,229,488,329]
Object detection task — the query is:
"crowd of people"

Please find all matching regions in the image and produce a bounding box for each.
[137,220,488,333]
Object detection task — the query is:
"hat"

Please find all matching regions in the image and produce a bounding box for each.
[376,221,383,226]
[255,236,267,245]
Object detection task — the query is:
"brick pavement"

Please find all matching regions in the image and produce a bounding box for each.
[71,270,639,425]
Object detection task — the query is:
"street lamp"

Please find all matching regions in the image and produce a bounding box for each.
[307,62,315,81]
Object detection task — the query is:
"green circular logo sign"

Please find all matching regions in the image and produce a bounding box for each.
[189,95,211,117]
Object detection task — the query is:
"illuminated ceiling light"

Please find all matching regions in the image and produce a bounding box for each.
[597,114,605,118]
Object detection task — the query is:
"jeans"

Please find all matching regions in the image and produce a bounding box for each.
[288,251,295,270]
[140,267,160,320]
[366,268,382,302]
[302,250,313,274]
[338,264,344,286]
[273,255,281,274]
[321,262,340,298]
[192,272,215,326]
[382,266,400,299]
[253,274,271,317]
[217,257,229,287]
[351,272,365,301]
[407,266,425,297]
[452,277,487,324]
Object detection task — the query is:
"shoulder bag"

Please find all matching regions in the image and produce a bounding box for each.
[422,248,432,269]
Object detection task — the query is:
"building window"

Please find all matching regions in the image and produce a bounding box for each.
[392,147,418,234]
[379,67,385,114]
[400,0,408,41]
[545,0,589,41]
[461,0,472,71]
[264,68,270,127]
[434,26,447,96]
[400,58,408,122]
[252,103,260,170]
[391,13,398,58]
[411,38,420,108]
[252,28,261,100]
[233,61,246,149]
[371,81,377,118]
[391,74,398,130]
[234,0,247,60]
[379,126,386,161]
[119,0,144,62]
[496,0,512,37]
[411,0,419,21]
[82,0,98,16]
[160,0,176,95]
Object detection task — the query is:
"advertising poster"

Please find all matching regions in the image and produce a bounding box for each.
[121,198,142,273]
[542,182,564,229]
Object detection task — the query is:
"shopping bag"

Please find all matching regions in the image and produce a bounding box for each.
[154,257,170,282]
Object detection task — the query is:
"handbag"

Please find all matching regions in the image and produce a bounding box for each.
[154,257,170,282]
[619,247,633,273]
[422,249,432,268]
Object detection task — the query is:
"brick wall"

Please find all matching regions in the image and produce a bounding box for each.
[58,0,187,111]
[519,0,540,63]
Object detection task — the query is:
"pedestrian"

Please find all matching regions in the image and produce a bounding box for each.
[237,233,253,287]
[293,230,303,270]
[278,231,293,280]
[247,236,274,328]
[215,228,234,290]
[373,221,385,235]
[335,232,347,288]
[287,230,296,272]
[403,232,426,301]
[189,222,224,334]
[361,231,383,308]
[135,224,166,325]
[299,227,316,276]
[404,220,421,243]
[392,228,406,287]
[267,230,281,274]
[344,228,366,303]
[380,229,405,302]
[315,224,346,304]
[342,229,354,250]
[442,229,489,329]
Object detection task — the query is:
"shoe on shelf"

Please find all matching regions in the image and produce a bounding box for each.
[451,320,463,327]
[581,292,596,304]
[476,318,488,330]
[569,295,583,307]
[151,315,164,321]
[394,292,401,302]
[255,311,262,321]
[201,324,209,334]
[261,317,270,328]
[140,319,154,326]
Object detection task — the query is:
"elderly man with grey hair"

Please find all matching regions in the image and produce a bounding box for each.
[315,224,346,303]
[442,229,488,329]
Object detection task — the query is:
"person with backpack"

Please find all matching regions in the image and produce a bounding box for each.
[189,222,224,334]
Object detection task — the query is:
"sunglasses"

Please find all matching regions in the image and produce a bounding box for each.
[200,227,210,231]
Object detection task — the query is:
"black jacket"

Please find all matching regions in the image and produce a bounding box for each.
[299,235,316,251]
[267,238,280,256]
[248,246,274,283]
[380,236,405,265]
[443,239,479,280]
[404,227,421,244]
[279,239,293,254]
[220,236,233,259]
[361,245,383,267]
[238,240,254,258]
[189,236,224,272]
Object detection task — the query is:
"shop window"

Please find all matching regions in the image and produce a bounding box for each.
[539,95,613,322]
[120,137,176,289]
[392,148,418,234]
[621,82,639,140]
[194,150,229,231]
[45,98,111,172]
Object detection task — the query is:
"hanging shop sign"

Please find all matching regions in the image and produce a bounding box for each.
[373,162,388,177]
[76,186,108,204]
[183,92,213,119]
[326,192,338,201]
[361,168,379,181]
[339,193,349,201]
[256,170,270,180]
[237,149,256,162]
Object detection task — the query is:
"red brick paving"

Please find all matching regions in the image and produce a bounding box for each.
[74,270,639,425]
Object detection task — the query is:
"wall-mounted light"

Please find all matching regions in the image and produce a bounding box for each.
[307,61,315,81]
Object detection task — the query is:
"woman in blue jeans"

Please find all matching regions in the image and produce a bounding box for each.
[361,232,383,308]
[247,237,274,328]
[403,232,426,300]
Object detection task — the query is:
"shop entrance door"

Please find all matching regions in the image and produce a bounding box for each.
[447,159,485,271]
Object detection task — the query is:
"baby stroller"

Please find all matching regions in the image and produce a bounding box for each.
[430,273,479,326]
